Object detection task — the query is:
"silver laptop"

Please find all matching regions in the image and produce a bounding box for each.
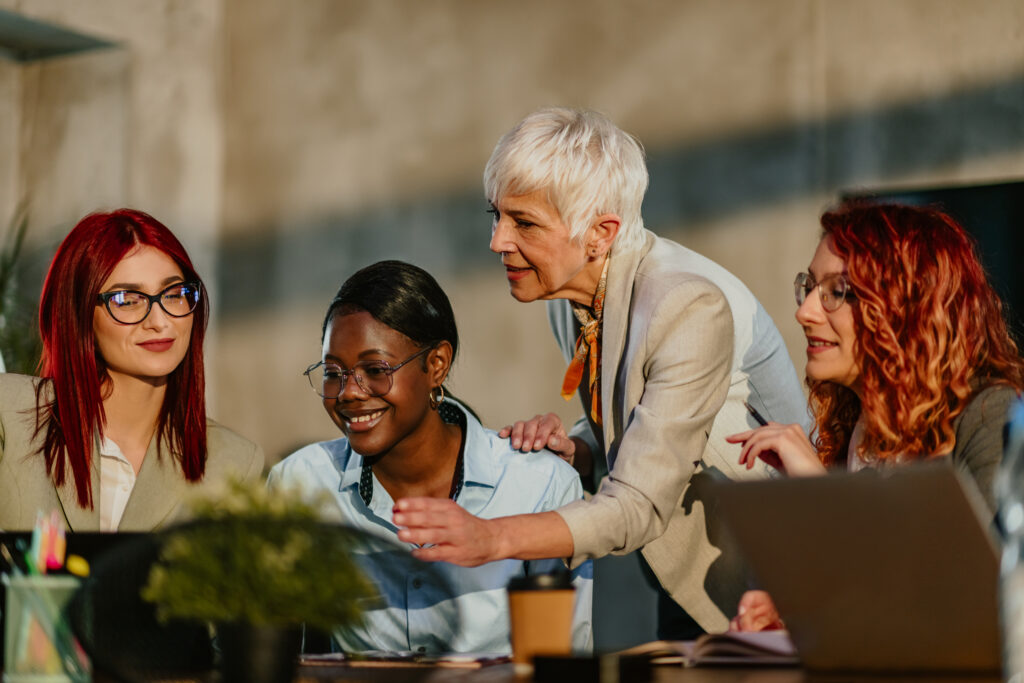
[714,465,1001,673]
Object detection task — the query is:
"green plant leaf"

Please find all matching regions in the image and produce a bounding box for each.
[141,479,377,632]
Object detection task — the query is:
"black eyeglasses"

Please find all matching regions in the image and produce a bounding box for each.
[304,346,431,399]
[794,272,856,312]
[97,282,201,324]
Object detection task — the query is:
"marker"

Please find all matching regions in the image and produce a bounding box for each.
[743,401,769,427]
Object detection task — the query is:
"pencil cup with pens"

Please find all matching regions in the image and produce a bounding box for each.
[1,511,89,683]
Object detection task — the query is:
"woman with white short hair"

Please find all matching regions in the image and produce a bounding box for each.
[394,108,808,638]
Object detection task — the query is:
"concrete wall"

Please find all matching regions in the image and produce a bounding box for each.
[214,0,1024,463]
[0,0,225,366]
[0,0,1022,466]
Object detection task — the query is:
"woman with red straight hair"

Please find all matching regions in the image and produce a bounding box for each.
[727,200,1024,631]
[0,209,263,532]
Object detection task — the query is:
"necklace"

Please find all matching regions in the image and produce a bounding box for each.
[359,401,465,507]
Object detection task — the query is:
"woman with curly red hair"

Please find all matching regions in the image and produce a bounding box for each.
[727,200,1024,630]
[0,209,263,531]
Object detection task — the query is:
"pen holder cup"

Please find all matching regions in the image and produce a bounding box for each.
[2,574,83,683]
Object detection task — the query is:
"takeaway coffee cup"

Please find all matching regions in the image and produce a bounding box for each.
[507,571,574,674]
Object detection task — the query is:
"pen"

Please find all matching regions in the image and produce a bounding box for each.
[743,401,769,427]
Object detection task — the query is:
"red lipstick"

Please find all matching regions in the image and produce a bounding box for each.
[138,338,175,352]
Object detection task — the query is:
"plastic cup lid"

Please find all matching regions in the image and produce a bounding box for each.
[508,571,573,591]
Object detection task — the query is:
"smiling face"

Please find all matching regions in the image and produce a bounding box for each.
[321,310,445,457]
[796,237,860,391]
[488,190,603,306]
[93,245,194,387]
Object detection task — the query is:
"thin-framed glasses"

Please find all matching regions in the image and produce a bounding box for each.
[96,282,201,324]
[304,346,431,399]
[794,272,855,312]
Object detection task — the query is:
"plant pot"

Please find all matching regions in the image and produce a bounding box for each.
[217,622,302,683]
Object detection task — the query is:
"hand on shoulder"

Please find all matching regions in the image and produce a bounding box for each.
[498,412,576,465]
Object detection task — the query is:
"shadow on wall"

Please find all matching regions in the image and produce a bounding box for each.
[217,73,1024,316]
[845,180,1024,339]
[0,8,117,62]
[644,75,1024,228]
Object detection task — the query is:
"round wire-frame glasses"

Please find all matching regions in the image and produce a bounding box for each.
[794,272,855,312]
[304,346,431,399]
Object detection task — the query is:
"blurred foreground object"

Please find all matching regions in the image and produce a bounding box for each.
[67,479,376,683]
[2,570,87,681]
[0,203,39,374]
[998,398,1024,680]
[141,479,374,631]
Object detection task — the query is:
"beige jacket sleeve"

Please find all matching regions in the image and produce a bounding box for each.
[555,276,733,566]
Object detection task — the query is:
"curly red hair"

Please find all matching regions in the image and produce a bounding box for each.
[809,201,1024,466]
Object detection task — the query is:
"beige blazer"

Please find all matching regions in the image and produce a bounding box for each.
[552,230,807,632]
[0,373,264,531]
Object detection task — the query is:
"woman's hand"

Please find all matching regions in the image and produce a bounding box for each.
[498,413,576,464]
[393,497,503,566]
[725,422,826,477]
[394,501,574,565]
[729,590,785,632]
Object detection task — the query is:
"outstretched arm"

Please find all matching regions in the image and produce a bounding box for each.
[393,500,573,566]
[398,277,736,569]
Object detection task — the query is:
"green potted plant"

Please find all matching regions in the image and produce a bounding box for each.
[141,479,376,683]
[0,202,42,374]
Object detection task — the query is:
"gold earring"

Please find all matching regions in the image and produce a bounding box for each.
[429,385,445,410]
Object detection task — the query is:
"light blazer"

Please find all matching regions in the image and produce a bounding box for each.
[0,373,264,531]
[551,229,807,632]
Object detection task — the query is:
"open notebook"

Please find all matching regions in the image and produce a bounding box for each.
[623,630,798,666]
[713,465,1001,673]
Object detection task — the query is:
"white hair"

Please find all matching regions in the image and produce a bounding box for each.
[483,107,648,252]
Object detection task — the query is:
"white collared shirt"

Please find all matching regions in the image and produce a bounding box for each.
[99,436,137,532]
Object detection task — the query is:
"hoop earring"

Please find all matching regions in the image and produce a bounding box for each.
[429,385,445,410]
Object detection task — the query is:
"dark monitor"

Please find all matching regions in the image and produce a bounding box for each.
[843,179,1024,339]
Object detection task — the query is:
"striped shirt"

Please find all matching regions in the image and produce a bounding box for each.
[267,398,593,655]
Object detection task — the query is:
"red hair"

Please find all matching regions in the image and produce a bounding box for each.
[809,201,1024,466]
[36,209,210,508]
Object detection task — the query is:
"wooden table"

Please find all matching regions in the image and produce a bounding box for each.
[296,662,1001,682]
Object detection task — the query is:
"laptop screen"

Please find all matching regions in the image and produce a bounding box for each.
[714,465,1000,673]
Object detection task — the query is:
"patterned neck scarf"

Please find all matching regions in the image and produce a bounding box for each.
[560,256,610,426]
